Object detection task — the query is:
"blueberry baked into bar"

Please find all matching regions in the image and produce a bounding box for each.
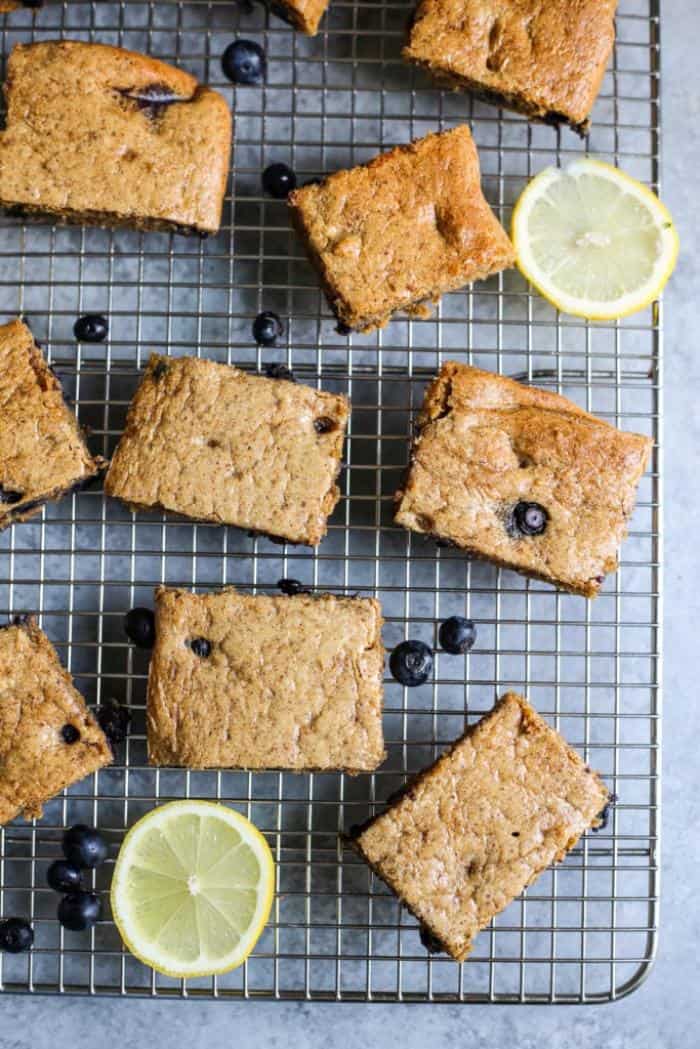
[350,692,609,961]
[147,586,385,773]
[105,354,349,545]
[0,319,105,530]
[0,617,112,824]
[0,41,231,234]
[404,0,618,134]
[288,125,514,332]
[395,363,652,597]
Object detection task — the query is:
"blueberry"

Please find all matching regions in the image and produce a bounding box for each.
[221,40,266,85]
[47,860,82,894]
[73,314,108,343]
[57,892,101,932]
[262,163,297,199]
[62,825,108,869]
[510,501,548,537]
[253,311,283,346]
[265,363,295,383]
[0,918,33,953]
[189,637,211,658]
[314,416,335,434]
[0,485,23,505]
[278,578,309,596]
[389,640,433,687]
[439,616,476,655]
[60,724,81,745]
[592,793,618,833]
[96,699,131,746]
[419,925,444,955]
[124,607,155,649]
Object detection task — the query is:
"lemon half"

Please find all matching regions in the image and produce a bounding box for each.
[512,158,679,320]
[110,800,275,978]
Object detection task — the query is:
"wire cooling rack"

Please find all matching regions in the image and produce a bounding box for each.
[0,0,661,1003]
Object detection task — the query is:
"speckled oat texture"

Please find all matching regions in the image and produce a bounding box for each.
[352,692,608,961]
[404,0,618,132]
[0,40,232,233]
[0,617,112,824]
[105,354,348,545]
[273,0,329,35]
[288,125,514,332]
[147,586,386,772]
[0,318,105,530]
[394,363,652,597]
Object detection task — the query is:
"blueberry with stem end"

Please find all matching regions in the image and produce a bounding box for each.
[62,825,108,869]
[57,892,101,932]
[389,640,433,687]
[221,40,266,85]
[124,607,155,649]
[47,860,82,894]
[0,918,33,953]
[73,314,108,343]
[262,162,297,199]
[510,501,548,537]
[438,616,477,655]
[253,311,283,346]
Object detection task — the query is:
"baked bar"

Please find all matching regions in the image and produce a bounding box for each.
[288,126,514,332]
[394,363,652,597]
[0,616,112,824]
[404,0,618,134]
[350,692,609,961]
[0,318,105,530]
[147,586,385,772]
[271,0,329,35]
[0,2,43,11]
[0,41,231,234]
[105,354,348,545]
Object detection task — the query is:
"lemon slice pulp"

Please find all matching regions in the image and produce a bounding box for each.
[512,158,679,320]
[110,800,275,978]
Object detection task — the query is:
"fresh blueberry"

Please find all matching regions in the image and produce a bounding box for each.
[389,640,433,686]
[124,607,155,649]
[73,314,108,343]
[438,616,476,655]
[47,860,82,894]
[262,163,297,199]
[60,724,80,745]
[253,311,283,346]
[265,362,295,382]
[221,40,266,85]
[0,918,33,953]
[96,699,131,746]
[62,825,108,870]
[278,578,309,596]
[0,485,23,505]
[510,501,548,537]
[189,637,211,658]
[57,892,101,932]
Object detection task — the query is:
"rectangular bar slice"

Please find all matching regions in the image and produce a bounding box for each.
[105,354,348,545]
[0,41,232,234]
[0,318,105,530]
[0,616,112,824]
[147,586,385,772]
[395,363,652,597]
[271,0,329,34]
[350,692,609,961]
[288,126,514,332]
[404,0,618,134]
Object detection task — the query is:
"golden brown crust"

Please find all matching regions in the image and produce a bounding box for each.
[0,41,232,234]
[105,354,348,546]
[352,692,609,961]
[0,617,112,823]
[147,586,386,772]
[394,363,652,597]
[271,0,329,35]
[0,318,105,530]
[404,0,618,131]
[288,126,514,332]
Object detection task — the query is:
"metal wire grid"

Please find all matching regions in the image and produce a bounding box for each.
[0,0,660,1003]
